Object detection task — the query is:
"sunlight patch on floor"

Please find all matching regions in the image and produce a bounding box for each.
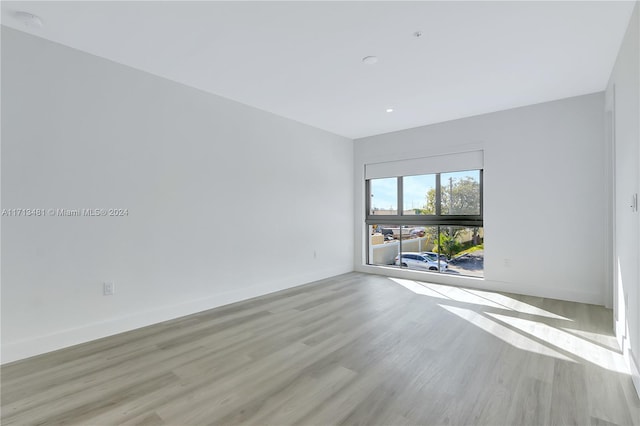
[440,304,573,361]
[388,278,456,300]
[559,327,621,352]
[388,277,570,320]
[461,288,571,321]
[387,277,627,371]
[429,285,512,310]
[487,312,629,374]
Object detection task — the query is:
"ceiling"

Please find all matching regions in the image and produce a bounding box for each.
[1,1,636,139]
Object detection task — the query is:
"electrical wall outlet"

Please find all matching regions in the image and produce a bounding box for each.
[103,282,115,296]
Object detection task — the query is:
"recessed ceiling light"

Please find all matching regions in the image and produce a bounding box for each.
[386,108,394,113]
[362,56,378,65]
[14,11,43,28]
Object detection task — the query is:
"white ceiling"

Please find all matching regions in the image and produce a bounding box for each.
[1,1,636,139]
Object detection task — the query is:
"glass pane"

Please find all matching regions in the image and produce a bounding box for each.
[369,178,397,215]
[403,174,436,215]
[436,226,484,278]
[441,170,481,215]
[367,223,484,277]
[368,224,400,267]
[398,226,445,272]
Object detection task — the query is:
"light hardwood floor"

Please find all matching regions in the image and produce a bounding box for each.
[2,272,639,425]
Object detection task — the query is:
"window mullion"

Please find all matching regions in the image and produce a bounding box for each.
[397,176,403,216]
[365,179,371,216]
[480,169,484,216]
[435,173,441,216]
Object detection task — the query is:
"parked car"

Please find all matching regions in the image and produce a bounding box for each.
[394,252,448,271]
[421,252,449,269]
[409,227,426,237]
[378,227,395,241]
[422,251,449,262]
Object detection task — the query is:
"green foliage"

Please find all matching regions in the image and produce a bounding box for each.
[424,226,438,243]
[411,173,482,259]
[456,243,484,257]
[421,176,480,215]
[443,177,480,215]
[432,227,463,260]
[422,190,436,214]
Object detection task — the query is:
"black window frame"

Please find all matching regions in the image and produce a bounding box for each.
[366,170,483,228]
[366,169,484,270]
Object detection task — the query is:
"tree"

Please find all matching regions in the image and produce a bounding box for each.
[444,176,480,214]
[415,176,480,215]
[413,175,481,258]
[433,226,463,259]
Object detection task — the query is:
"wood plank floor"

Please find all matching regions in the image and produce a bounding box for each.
[2,272,639,425]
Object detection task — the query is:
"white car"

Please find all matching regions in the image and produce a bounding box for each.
[394,252,448,271]
[422,252,449,263]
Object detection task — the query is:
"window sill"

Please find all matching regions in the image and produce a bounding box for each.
[356,264,485,285]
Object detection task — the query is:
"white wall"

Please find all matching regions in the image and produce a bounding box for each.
[355,93,607,305]
[1,27,354,363]
[606,1,640,397]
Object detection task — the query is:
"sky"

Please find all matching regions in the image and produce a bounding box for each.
[370,170,479,212]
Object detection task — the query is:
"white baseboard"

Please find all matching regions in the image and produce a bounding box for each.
[1,266,352,365]
[631,350,640,401]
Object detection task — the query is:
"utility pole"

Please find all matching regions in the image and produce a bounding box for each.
[449,177,453,213]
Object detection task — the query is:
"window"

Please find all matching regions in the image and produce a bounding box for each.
[403,174,436,215]
[369,178,398,215]
[441,170,481,215]
[366,168,483,278]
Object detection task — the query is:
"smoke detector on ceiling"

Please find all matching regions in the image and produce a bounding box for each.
[14,11,43,28]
